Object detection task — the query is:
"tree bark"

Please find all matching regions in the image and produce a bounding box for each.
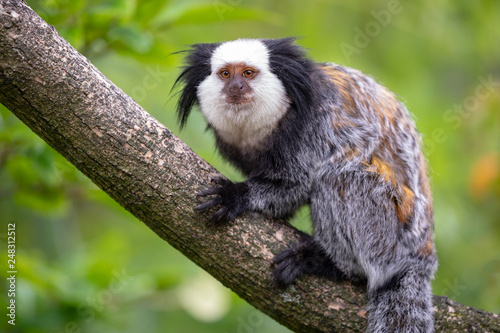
[0,1,498,332]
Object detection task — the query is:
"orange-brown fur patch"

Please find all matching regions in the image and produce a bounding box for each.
[394,185,415,224]
[377,87,400,126]
[322,66,359,117]
[366,157,397,186]
[343,147,361,161]
[364,156,415,224]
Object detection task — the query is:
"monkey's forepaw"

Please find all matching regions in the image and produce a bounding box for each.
[195,177,249,225]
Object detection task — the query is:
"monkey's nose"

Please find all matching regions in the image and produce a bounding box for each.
[229,82,245,92]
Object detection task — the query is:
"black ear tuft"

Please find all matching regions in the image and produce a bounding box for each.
[261,38,314,117]
[172,43,220,129]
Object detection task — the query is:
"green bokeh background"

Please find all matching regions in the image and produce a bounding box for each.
[1,0,499,332]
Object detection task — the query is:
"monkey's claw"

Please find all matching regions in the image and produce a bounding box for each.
[194,177,249,224]
[272,248,305,287]
[194,197,223,212]
[272,235,346,287]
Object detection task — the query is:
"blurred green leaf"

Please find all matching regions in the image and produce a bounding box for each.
[87,0,135,19]
[134,0,172,25]
[108,24,154,53]
[153,3,282,28]
[7,155,39,184]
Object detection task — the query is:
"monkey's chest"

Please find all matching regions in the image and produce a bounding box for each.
[215,122,275,152]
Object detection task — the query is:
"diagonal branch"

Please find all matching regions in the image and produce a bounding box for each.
[0,1,498,332]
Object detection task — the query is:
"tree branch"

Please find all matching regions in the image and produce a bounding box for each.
[0,1,498,331]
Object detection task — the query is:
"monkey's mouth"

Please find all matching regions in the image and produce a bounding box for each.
[225,94,252,105]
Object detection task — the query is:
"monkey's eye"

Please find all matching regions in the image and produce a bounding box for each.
[243,70,255,78]
[219,70,230,79]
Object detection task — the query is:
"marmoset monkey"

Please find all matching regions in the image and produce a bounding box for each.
[173,38,437,333]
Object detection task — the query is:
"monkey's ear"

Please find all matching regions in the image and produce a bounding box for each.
[261,38,314,117]
[172,43,220,129]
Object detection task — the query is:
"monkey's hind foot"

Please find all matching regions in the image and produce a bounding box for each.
[272,234,346,287]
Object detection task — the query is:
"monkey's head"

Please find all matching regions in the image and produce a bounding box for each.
[174,38,314,136]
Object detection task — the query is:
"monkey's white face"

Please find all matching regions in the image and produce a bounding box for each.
[197,39,290,150]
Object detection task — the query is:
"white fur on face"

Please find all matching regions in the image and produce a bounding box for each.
[197,39,290,151]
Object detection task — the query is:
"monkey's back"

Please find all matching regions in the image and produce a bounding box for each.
[311,63,436,284]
